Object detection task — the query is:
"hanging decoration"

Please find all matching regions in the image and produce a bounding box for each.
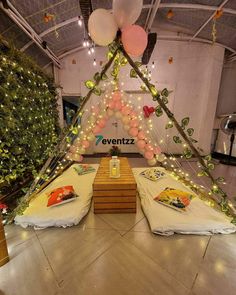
[88,9,118,46]
[168,56,173,64]
[43,12,55,23]
[121,25,148,57]
[166,9,174,19]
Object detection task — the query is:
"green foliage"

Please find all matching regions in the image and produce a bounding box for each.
[130,68,138,78]
[0,41,59,195]
[155,106,163,117]
[165,121,173,129]
[85,80,95,89]
[187,128,194,136]
[173,136,182,144]
[181,117,190,129]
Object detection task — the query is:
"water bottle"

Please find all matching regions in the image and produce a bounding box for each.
[109,156,120,178]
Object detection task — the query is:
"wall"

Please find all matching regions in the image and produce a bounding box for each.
[57,39,225,154]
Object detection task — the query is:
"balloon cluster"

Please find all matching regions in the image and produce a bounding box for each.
[66,88,166,166]
[88,0,148,57]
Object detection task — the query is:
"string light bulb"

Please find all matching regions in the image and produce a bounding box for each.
[152,61,155,69]
[78,16,83,27]
[93,58,97,66]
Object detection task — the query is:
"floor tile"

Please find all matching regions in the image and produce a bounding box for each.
[124,231,210,289]
[192,234,236,295]
[0,237,60,295]
[97,197,144,231]
[36,227,120,284]
[61,238,189,295]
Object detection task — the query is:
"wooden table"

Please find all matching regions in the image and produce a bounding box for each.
[93,157,137,213]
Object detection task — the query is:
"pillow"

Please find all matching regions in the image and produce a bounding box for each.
[140,168,165,181]
[74,164,96,175]
[47,185,78,207]
[154,187,194,212]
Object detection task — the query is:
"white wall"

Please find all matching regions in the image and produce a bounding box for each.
[57,39,224,154]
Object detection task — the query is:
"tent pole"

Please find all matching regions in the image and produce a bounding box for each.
[121,47,232,208]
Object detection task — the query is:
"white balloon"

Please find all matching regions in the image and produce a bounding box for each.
[88,9,118,46]
[115,111,122,119]
[122,115,130,124]
[107,109,114,117]
[87,133,96,142]
[123,124,130,131]
[147,158,157,166]
[113,0,143,28]
[157,153,166,162]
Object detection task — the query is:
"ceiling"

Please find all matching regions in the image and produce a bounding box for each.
[0,0,236,67]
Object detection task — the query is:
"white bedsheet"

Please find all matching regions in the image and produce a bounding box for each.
[15,164,99,229]
[133,167,236,236]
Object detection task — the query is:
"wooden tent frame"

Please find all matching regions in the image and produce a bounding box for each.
[8,40,236,223]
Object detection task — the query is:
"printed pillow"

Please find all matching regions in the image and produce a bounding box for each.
[74,164,96,175]
[140,168,165,181]
[154,187,194,212]
[47,185,78,207]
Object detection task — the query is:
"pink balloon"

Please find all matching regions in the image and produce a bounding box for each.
[144,151,154,160]
[137,130,145,140]
[121,25,148,57]
[108,101,115,110]
[130,111,137,119]
[137,139,146,149]
[153,146,162,155]
[145,144,154,152]
[129,127,139,137]
[93,125,102,134]
[98,119,106,128]
[115,101,122,110]
[123,106,131,116]
[130,119,138,128]
[82,140,90,149]
[113,91,121,101]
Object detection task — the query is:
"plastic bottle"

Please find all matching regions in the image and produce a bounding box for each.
[109,156,120,178]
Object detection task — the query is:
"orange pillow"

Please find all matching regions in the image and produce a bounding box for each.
[47,186,78,207]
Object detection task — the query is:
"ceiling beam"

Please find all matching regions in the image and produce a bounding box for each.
[189,0,230,42]
[144,0,161,32]
[0,0,61,67]
[21,16,79,52]
[159,3,236,15]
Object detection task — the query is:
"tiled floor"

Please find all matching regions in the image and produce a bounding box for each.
[0,158,236,295]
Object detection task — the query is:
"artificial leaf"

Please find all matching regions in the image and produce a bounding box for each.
[93,72,100,81]
[197,171,208,177]
[120,57,127,66]
[205,154,212,162]
[155,106,163,117]
[130,68,138,78]
[181,117,190,128]
[92,86,102,96]
[101,73,108,80]
[85,80,95,89]
[135,61,142,67]
[165,121,173,129]
[107,51,113,60]
[184,148,193,159]
[111,67,118,78]
[153,93,160,101]
[216,176,225,183]
[161,88,169,97]
[173,136,182,144]
[140,85,147,91]
[187,128,194,136]
[162,96,168,104]
[207,163,215,170]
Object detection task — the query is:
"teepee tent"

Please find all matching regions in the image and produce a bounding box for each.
[9,38,236,224]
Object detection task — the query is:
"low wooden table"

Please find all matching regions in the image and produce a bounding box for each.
[93,157,137,213]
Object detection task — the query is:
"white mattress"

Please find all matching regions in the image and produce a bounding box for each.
[132,167,236,236]
[15,164,99,229]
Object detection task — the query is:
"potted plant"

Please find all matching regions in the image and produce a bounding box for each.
[108,145,121,157]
